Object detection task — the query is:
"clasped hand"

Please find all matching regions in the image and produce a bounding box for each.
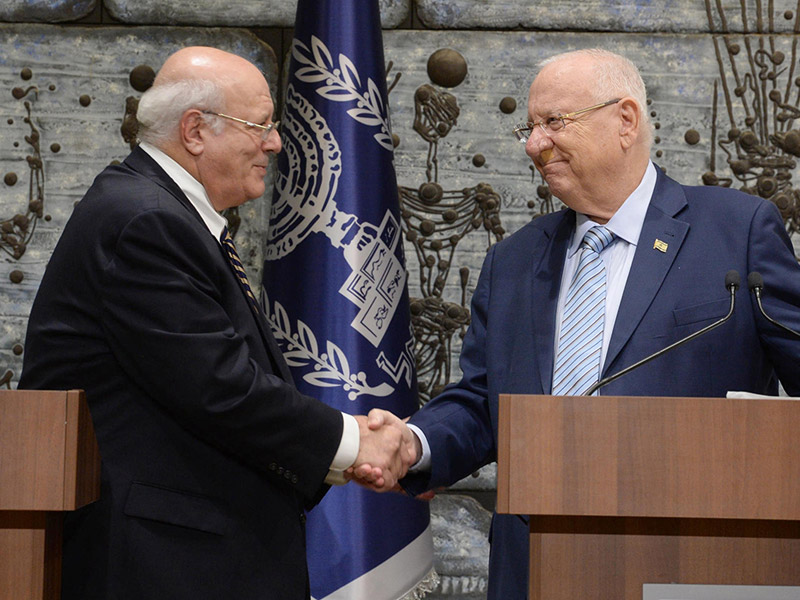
[348,409,419,492]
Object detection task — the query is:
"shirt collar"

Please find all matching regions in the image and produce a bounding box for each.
[568,160,658,256]
[138,141,228,243]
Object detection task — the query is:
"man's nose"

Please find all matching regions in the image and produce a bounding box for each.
[525,126,552,161]
[263,130,282,154]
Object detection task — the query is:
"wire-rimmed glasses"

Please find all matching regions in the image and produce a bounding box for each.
[202,111,280,142]
[512,98,621,143]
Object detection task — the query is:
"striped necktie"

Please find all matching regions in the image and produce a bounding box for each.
[551,225,616,396]
[220,226,260,316]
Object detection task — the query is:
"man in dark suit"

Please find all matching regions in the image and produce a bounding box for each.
[361,48,800,598]
[19,46,413,600]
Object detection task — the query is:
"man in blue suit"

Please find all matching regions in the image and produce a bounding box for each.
[363,48,800,598]
[19,47,413,600]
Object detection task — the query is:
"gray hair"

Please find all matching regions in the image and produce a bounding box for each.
[136,78,227,146]
[539,48,652,146]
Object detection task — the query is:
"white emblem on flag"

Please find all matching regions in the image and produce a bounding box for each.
[263,290,395,400]
[292,36,394,151]
[267,85,405,347]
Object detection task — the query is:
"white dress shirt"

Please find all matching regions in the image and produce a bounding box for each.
[138,142,358,481]
[410,161,658,472]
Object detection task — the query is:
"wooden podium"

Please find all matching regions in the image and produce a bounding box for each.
[0,390,101,600]
[497,394,800,599]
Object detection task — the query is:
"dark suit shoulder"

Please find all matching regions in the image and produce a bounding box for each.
[77,158,194,223]
[668,172,773,219]
[63,157,210,266]
[487,208,570,259]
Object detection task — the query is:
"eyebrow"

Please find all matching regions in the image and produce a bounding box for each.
[528,107,556,120]
[254,111,275,125]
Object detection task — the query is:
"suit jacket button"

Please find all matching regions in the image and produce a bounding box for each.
[284,471,292,479]
[277,466,284,475]
[291,475,298,484]
[269,463,277,471]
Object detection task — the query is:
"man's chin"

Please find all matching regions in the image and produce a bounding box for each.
[247,185,266,200]
[542,179,568,203]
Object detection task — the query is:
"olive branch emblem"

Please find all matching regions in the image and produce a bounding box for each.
[264,293,394,400]
[291,35,393,151]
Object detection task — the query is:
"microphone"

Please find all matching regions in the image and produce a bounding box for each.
[747,271,800,338]
[584,270,740,396]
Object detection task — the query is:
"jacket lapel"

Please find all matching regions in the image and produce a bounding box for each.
[532,211,574,393]
[603,170,689,376]
[124,147,293,382]
[124,147,206,228]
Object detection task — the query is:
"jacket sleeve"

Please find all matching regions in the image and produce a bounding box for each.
[403,246,497,494]
[747,200,800,396]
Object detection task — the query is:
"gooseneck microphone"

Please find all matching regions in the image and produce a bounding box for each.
[584,270,740,396]
[747,271,800,338]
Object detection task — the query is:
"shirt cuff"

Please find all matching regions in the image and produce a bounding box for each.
[325,412,359,485]
[406,423,432,472]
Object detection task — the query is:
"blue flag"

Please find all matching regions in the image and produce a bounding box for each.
[262,1,436,598]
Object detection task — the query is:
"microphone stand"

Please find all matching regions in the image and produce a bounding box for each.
[584,272,740,396]
[748,271,800,339]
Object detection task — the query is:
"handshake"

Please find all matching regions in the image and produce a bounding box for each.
[347,409,421,493]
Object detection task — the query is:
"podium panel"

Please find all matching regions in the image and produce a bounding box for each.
[0,390,100,600]
[497,394,800,600]
[0,512,63,600]
[530,517,800,600]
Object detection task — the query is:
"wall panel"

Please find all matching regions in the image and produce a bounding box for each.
[0,0,95,22]
[104,0,410,28]
[416,0,800,32]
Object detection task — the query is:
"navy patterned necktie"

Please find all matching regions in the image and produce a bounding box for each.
[552,225,616,396]
[220,226,260,316]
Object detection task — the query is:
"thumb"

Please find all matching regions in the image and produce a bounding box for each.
[367,408,388,430]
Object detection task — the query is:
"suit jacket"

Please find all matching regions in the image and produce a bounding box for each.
[19,146,344,600]
[403,168,800,599]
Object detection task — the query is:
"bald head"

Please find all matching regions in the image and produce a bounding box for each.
[135,46,280,210]
[154,46,264,93]
[524,48,652,221]
[536,49,652,148]
[136,46,271,149]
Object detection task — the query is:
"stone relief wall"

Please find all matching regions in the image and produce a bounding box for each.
[0,25,278,390]
[3,2,800,598]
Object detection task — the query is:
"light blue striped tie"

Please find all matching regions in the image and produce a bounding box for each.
[552,226,615,396]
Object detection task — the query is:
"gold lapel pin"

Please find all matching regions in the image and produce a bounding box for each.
[653,239,668,253]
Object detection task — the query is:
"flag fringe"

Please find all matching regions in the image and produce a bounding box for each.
[398,568,440,600]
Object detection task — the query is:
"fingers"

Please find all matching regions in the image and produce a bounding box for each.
[367,408,388,430]
[367,409,417,466]
[367,408,405,430]
[349,463,404,493]
[352,411,414,492]
[350,463,385,487]
[360,481,405,494]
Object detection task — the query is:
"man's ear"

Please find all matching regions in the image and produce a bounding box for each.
[180,109,206,156]
[618,97,641,149]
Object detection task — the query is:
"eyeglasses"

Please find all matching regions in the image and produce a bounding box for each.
[512,98,621,143]
[202,111,280,142]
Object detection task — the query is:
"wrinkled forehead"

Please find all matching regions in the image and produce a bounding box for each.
[224,69,274,113]
[528,59,598,117]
